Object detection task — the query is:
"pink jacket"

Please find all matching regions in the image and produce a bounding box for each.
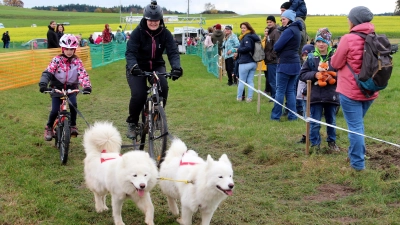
[331,22,378,101]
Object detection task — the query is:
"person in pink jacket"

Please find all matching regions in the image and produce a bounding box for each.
[331,6,375,171]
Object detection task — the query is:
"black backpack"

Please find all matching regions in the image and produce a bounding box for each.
[346,32,393,98]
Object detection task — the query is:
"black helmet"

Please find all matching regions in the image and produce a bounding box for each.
[143,1,163,20]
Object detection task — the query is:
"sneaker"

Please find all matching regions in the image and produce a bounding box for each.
[44,126,53,141]
[236,98,243,102]
[328,142,340,152]
[126,123,138,139]
[70,126,79,136]
[227,81,233,86]
[297,135,306,144]
[246,98,252,103]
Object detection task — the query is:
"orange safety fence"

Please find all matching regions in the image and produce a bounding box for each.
[0,47,92,91]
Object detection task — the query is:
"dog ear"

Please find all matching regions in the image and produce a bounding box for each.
[206,155,214,168]
[219,154,232,166]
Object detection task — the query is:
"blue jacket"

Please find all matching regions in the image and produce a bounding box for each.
[222,34,240,59]
[237,33,260,64]
[289,0,307,18]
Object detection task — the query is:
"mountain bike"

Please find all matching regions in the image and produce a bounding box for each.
[128,71,173,167]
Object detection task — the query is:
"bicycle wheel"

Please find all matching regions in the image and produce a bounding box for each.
[148,105,168,167]
[59,118,70,165]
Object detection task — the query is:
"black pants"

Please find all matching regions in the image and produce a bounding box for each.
[126,67,169,124]
[225,57,236,84]
[47,94,78,127]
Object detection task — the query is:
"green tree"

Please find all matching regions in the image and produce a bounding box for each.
[396,0,400,15]
[3,0,24,7]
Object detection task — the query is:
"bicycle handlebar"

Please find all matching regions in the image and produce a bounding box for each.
[44,89,86,95]
[138,71,174,78]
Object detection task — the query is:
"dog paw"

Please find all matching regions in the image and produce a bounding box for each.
[176,217,183,225]
[95,206,109,213]
[115,221,125,225]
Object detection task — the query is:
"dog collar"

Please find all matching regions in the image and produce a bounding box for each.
[100,150,122,163]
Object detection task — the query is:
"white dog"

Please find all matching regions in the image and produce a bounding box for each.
[83,121,158,225]
[159,139,234,225]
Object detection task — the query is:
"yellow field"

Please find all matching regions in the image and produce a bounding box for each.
[5,16,400,42]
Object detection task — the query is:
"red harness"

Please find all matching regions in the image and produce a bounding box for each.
[179,152,198,166]
[100,150,122,163]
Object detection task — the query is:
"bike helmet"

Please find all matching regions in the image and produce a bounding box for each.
[143,1,163,20]
[59,34,79,48]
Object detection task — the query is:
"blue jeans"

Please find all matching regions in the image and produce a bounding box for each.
[266,63,277,98]
[309,103,338,146]
[271,72,298,120]
[237,62,256,99]
[47,94,78,127]
[339,94,373,170]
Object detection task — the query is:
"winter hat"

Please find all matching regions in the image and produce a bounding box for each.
[281,9,296,22]
[301,44,315,56]
[225,25,232,30]
[315,28,332,45]
[280,2,292,9]
[266,15,276,23]
[215,24,222,30]
[348,6,373,26]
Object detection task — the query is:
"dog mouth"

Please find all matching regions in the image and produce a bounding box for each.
[132,183,145,197]
[217,185,233,196]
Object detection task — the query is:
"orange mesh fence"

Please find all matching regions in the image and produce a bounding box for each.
[0,47,92,91]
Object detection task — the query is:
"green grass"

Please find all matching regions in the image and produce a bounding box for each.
[1,53,400,224]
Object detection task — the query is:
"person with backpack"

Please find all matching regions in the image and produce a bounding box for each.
[331,6,376,171]
[270,10,302,121]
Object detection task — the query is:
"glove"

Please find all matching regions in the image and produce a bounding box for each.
[39,82,49,93]
[83,87,92,94]
[130,65,142,76]
[170,67,183,81]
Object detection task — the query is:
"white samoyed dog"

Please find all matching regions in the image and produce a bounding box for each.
[83,121,158,225]
[159,139,234,225]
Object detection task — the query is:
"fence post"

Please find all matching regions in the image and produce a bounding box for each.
[257,65,262,113]
[305,80,311,155]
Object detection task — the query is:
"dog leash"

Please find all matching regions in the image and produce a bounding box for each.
[157,177,194,184]
[68,98,92,128]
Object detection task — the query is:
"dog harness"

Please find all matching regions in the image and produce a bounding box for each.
[100,150,122,163]
[179,152,198,166]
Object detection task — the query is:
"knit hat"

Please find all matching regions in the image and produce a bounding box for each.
[266,15,276,23]
[281,9,296,22]
[348,6,373,26]
[224,25,232,30]
[215,24,221,30]
[315,28,332,45]
[280,2,292,9]
[301,44,315,56]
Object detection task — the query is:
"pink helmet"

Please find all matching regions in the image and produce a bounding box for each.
[59,34,79,48]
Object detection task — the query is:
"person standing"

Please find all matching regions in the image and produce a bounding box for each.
[88,34,94,44]
[47,21,59,48]
[2,31,10,48]
[56,24,64,42]
[270,10,302,121]
[222,25,240,86]
[264,15,280,99]
[102,24,112,44]
[211,24,224,56]
[331,6,376,171]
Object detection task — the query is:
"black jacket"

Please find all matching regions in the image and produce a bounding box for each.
[299,49,339,105]
[47,25,59,48]
[2,33,10,42]
[237,33,260,64]
[125,19,180,73]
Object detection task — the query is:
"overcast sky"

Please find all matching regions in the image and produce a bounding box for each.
[22,0,396,15]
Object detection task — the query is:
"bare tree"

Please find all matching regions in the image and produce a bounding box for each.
[396,0,400,15]
[204,3,215,11]
[3,0,24,7]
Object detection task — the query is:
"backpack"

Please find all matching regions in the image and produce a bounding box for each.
[346,32,393,98]
[251,41,265,62]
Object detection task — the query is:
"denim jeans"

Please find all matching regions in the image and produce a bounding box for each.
[266,63,277,98]
[339,94,373,170]
[271,72,298,120]
[309,103,338,146]
[237,62,256,99]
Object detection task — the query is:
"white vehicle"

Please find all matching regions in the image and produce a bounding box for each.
[172,26,206,54]
[0,23,5,29]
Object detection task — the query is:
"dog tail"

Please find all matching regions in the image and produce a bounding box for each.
[166,138,188,158]
[83,121,122,154]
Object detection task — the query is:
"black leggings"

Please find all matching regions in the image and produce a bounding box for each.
[47,94,78,127]
[126,67,169,124]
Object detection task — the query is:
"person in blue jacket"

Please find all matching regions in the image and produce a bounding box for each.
[271,10,302,121]
[281,1,307,20]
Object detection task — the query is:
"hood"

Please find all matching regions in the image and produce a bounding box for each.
[104,23,109,29]
[139,18,163,34]
[213,30,224,38]
[351,22,375,35]
[247,33,261,42]
[290,20,303,31]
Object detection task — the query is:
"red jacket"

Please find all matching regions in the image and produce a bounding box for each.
[331,22,378,101]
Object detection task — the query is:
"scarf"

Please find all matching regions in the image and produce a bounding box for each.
[239,30,251,41]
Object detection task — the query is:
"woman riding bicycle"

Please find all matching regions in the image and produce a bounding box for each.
[39,34,92,141]
[125,0,183,139]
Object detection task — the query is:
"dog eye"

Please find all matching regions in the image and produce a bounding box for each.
[145,174,147,176]
[219,176,223,178]
[133,175,137,177]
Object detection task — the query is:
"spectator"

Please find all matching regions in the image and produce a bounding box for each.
[222,25,240,86]
[109,27,115,42]
[95,35,102,44]
[270,10,302,121]
[2,31,10,48]
[115,28,125,43]
[75,35,82,47]
[264,15,281,99]
[56,24,64,42]
[259,28,268,91]
[211,24,224,56]
[47,20,59,48]
[126,32,130,41]
[203,27,214,70]
[300,28,339,152]
[331,6,376,171]
[235,22,260,102]
[102,24,112,44]
[119,25,126,41]
[88,34,94,44]
[289,0,307,20]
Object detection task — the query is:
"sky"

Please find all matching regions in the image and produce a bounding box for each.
[22,0,396,15]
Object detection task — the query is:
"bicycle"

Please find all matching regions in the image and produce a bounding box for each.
[127,71,173,167]
[44,88,88,165]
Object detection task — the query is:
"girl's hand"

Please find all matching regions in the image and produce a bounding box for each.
[227,50,232,55]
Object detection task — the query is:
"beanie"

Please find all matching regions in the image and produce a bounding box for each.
[215,24,221,30]
[266,15,276,23]
[224,25,232,30]
[315,28,332,45]
[280,2,292,9]
[348,6,373,26]
[281,9,296,22]
[301,44,315,56]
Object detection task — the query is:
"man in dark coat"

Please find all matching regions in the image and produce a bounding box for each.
[2,31,10,48]
[47,21,59,48]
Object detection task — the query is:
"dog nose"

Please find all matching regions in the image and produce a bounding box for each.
[140,183,146,189]
[228,183,234,189]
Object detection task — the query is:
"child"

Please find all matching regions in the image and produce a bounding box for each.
[289,0,307,21]
[39,34,92,141]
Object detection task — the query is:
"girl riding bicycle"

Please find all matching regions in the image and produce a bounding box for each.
[39,34,92,141]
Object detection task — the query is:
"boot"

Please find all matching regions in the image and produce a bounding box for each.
[126,123,137,139]
[44,126,53,141]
